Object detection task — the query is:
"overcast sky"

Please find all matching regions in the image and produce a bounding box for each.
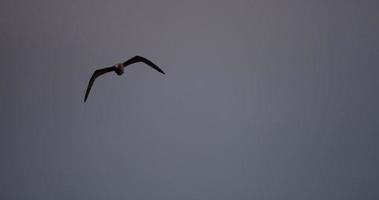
[1,0,379,199]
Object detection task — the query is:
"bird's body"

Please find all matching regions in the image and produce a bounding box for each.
[84,56,165,102]
[115,63,124,75]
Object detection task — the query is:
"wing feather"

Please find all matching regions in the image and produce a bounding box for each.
[84,66,115,102]
[123,56,165,74]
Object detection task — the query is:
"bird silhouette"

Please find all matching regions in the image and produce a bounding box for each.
[84,55,165,102]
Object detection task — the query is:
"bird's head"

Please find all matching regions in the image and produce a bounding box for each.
[115,63,124,75]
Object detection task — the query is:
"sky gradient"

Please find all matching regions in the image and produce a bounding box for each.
[1,0,379,199]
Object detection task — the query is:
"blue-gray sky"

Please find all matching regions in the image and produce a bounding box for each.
[1,0,379,199]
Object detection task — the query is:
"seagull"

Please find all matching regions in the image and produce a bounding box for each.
[84,55,165,102]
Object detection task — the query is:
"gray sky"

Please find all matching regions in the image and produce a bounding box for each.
[1,0,379,199]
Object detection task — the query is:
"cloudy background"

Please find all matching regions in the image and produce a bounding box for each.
[1,0,378,199]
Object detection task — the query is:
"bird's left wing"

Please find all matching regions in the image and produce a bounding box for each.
[84,66,115,102]
[123,56,165,74]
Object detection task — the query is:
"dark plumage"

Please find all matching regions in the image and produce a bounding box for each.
[84,56,165,102]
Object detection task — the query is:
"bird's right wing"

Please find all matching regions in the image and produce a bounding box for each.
[84,66,115,102]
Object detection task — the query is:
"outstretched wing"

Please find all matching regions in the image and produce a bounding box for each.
[123,56,165,74]
[84,66,115,102]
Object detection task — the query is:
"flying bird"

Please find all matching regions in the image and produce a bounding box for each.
[84,55,165,102]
